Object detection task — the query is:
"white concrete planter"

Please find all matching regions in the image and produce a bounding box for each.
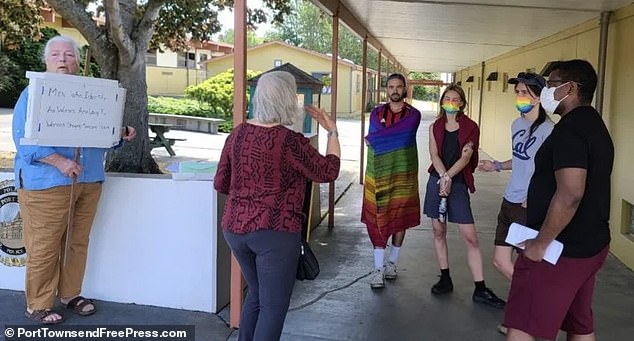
[0,172,229,313]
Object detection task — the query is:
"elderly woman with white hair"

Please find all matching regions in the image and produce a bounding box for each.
[214,70,340,341]
[12,35,136,324]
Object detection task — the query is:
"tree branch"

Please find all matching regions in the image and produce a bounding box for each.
[136,0,166,48]
[103,0,134,63]
[46,0,103,48]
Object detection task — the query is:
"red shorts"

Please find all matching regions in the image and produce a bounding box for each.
[366,224,405,248]
[504,246,609,340]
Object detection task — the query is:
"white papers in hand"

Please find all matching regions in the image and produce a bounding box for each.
[505,223,564,265]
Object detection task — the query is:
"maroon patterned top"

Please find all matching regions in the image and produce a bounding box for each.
[214,123,340,234]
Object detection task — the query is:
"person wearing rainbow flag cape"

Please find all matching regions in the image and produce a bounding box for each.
[423,84,505,308]
[361,73,421,289]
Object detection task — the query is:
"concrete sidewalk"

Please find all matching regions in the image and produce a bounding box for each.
[256,116,634,340]
[1,112,634,341]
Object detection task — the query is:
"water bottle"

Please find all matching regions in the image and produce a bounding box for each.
[438,197,447,223]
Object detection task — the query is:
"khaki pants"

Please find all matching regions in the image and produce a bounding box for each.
[18,183,102,310]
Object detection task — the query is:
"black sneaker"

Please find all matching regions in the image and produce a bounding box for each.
[431,276,453,295]
[472,288,506,309]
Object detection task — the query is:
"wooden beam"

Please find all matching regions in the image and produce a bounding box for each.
[408,79,447,86]
[360,37,367,185]
[230,0,247,329]
[328,11,339,229]
[309,0,401,70]
[376,49,381,104]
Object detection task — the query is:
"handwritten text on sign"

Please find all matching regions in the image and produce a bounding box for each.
[23,72,126,148]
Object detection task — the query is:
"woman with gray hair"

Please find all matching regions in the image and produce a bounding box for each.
[214,71,340,341]
[12,35,135,324]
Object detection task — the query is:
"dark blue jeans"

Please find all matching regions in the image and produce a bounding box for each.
[224,229,301,341]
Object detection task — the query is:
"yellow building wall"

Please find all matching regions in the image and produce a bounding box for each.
[43,18,88,47]
[205,43,359,115]
[146,67,206,96]
[460,18,600,161]
[462,3,634,269]
[604,5,634,268]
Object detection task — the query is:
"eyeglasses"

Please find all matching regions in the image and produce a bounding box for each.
[546,79,570,87]
[546,79,583,87]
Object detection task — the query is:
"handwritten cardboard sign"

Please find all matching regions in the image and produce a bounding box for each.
[21,72,126,148]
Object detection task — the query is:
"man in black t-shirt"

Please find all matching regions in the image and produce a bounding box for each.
[504,60,614,341]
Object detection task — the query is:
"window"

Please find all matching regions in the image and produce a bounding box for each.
[199,54,208,62]
[145,50,157,66]
[274,59,282,67]
[178,53,197,68]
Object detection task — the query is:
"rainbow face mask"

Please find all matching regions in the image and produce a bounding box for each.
[442,101,460,114]
[515,96,535,114]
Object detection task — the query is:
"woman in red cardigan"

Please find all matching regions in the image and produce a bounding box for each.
[423,84,505,309]
[214,71,340,341]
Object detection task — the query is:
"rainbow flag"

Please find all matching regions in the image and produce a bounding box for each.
[361,105,421,233]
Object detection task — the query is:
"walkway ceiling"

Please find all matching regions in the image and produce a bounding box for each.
[310,0,632,73]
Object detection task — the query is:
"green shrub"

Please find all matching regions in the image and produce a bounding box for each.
[185,68,260,117]
[147,96,234,133]
[147,96,212,117]
[218,119,233,133]
[0,55,20,93]
[365,99,376,112]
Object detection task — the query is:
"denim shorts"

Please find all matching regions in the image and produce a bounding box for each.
[423,175,474,224]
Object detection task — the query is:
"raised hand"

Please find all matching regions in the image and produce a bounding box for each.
[305,105,337,133]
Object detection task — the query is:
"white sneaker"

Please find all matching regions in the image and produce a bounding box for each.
[370,269,385,289]
[384,261,397,280]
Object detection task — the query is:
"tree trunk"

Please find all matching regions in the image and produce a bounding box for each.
[103,47,160,173]
[45,0,161,173]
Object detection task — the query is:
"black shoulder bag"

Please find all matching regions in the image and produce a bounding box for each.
[296,181,320,280]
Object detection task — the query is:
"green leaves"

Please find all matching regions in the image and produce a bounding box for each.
[264,0,381,70]
[0,0,45,51]
[184,68,260,117]
[0,27,59,107]
[151,0,293,52]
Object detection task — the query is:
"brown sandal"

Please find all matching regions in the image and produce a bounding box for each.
[64,296,96,316]
[24,309,64,324]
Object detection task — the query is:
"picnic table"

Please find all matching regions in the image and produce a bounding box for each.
[149,123,186,157]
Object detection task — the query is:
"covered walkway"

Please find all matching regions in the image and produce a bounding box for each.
[259,113,634,341]
[2,113,632,340]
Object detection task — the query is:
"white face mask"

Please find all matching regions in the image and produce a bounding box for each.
[540,82,570,114]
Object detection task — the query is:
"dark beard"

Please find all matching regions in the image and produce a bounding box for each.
[389,93,403,102]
